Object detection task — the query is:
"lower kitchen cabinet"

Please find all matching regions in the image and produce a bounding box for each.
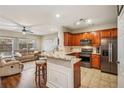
[91,54,100,69]
[47,58,81,88]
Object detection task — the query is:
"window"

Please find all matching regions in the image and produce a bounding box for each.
[28,40,36,50]
[19,39,28,50]
[0,37,13,57]
[19,39,36,50]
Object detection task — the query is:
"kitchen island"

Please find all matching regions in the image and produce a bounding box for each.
[41,52,81,88]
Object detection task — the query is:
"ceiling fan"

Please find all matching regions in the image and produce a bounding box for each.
[0,15,41,34]
[21,26,33,35]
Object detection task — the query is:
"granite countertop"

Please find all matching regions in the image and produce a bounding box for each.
[66,51,101,55]
[40,51,81,64]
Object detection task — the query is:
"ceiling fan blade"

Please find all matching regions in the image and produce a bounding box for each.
[0,24,20,27]
[26,30,33,33]
[0,15,23,27]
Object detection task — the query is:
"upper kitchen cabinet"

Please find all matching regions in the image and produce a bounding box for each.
[100,29,111,38]
[100,28,117,38]
[111,28,117,38]
[72,34,80,46]
[64,32,69,46]
[64,32,73,46]
[91,31,101,46]
[81,32,92,40]
[76,34,82,46]
[64,28,117,46]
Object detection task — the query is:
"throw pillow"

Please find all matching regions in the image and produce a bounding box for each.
[15,52,22,57]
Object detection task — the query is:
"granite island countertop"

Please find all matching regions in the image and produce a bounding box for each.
[40,51,81,65]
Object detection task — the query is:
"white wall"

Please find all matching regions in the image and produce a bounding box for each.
[41,33,58,51]
[0,29,41,50]
[71,23,117,33]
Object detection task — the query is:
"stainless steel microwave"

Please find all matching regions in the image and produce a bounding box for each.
[80,39,92,46]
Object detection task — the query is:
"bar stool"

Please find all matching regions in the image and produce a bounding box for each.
[35,57,47,87]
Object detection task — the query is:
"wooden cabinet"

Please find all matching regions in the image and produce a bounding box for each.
[64,32,69,46]
[72,34,80,46]
[74,61,81,88]
[91,32,101,46]
[100,30,111,38]
[64,28,117,46]
[91,54,100,69]
[100,28,117,38]
[64,32,73,46]
[111,28,117,38]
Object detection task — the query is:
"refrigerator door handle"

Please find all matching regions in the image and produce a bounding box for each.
[109,43,111,62]
[111,43,113,62]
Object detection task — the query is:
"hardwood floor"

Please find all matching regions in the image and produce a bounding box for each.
[0,61,46,88]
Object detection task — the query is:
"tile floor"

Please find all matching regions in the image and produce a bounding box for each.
[80,67,117,88]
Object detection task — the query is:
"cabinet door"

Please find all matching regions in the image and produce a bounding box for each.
[91,54,100,69]
[80,33,84,40]
[72,34,76,46]
[68,33,71,46]
[92,32,101,46]
[75,34,80,46]
[64,32,69,46]
[111,28,117,38]
[100,30,111,38]
[74,61,81,88]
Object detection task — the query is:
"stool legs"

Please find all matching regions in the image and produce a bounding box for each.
[35,64,47,88]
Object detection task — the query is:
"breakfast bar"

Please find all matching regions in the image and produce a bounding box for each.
[42,53,81,88]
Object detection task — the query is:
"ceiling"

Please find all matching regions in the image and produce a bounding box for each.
[0,5,117,35]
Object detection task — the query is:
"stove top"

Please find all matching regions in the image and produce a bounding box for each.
[80,48,93,57]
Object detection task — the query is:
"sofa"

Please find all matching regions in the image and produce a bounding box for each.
[0,57,24,77]
[14,50,41,63]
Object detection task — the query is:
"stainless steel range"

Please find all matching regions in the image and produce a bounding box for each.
[80,48,93,68]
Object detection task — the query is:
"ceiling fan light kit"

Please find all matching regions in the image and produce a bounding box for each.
[75,18,93,26]
[22,31,26,35]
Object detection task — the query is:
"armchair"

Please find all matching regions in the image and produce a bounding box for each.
[0,60,24,77]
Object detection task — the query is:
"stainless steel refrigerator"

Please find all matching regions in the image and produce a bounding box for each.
[101,38,117,74]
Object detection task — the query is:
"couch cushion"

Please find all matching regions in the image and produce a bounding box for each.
[21,55,34,59]
[15,52,22,57]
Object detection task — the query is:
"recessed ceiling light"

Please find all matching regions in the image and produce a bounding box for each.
[85,19,92,24]
[56,14,60,18]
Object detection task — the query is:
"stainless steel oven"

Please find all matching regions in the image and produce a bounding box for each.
[80,48,92,68]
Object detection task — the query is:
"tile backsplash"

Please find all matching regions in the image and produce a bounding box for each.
[64,46,100,53]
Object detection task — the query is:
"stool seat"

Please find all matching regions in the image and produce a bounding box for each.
[39,57,47,60]
[36,60,46,65]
